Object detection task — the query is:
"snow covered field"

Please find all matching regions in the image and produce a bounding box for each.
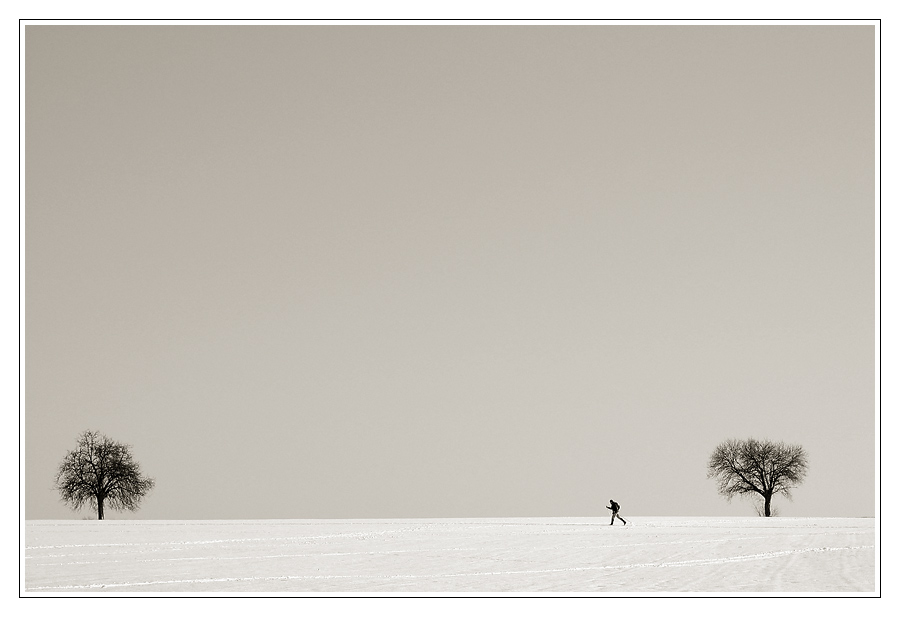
[23,517,876,594]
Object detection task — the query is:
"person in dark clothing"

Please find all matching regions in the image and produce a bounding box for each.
[606,499,627,525]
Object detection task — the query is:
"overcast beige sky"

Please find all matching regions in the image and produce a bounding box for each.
[24,24,877,519]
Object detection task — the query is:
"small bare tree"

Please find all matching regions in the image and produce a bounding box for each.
[707,438,807,517]
[54,430,155,520]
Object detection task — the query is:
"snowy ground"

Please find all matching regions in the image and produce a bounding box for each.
[22,517,876,594]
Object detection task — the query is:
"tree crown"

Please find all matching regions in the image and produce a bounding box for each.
[707,437,807,502]
[54,430,155,516]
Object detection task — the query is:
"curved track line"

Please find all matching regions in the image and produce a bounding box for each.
[29,547,478,566]
[25,528,428,550]
[24,537,763,563]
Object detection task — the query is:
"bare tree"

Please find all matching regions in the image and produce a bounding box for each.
[54,430,155,520]
[707,438,808,517]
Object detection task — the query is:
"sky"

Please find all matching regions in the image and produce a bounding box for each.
[23,24,878,520]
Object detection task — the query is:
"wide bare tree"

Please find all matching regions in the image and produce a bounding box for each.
[707,438,808,517]
[54,430,155,520]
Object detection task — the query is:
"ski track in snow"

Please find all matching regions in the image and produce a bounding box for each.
[25,545,874,591]
[28,547,480,566]
[23,518,877,593]
[25,535,818,566]
[25,527,430,550]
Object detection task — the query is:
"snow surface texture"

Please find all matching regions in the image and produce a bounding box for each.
[23,517,876,594]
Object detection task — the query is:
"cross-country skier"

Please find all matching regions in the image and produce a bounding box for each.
[607,499,627,525]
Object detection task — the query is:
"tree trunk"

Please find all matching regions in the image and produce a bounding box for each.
[98,496,104,520]
[763,493,771,517]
